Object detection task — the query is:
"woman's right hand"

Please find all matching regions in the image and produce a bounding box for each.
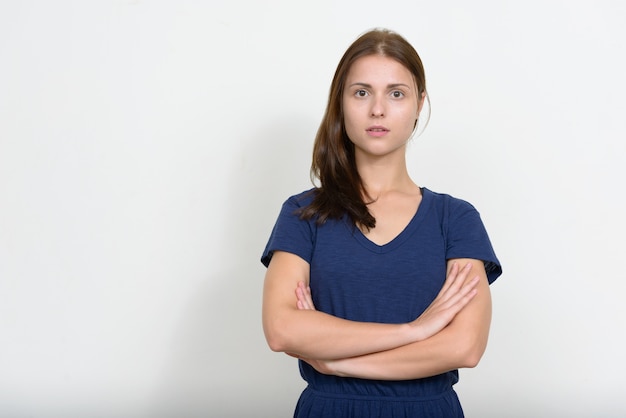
[410,262,480,341]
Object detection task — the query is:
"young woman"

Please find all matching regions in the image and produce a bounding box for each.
[261,28,502,417]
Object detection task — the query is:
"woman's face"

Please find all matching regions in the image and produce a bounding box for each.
[342,54,422,161]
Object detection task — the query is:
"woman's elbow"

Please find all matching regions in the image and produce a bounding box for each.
[461,348,484,369]
[266,338,285,353]
[265,332,287,353]
[458,336,488,368]
[263,317,291,353]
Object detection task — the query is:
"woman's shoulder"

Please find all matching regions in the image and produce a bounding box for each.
[422,187,478,213]
[283,188,317,208]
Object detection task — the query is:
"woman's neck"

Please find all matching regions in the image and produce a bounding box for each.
[357,157,418,199]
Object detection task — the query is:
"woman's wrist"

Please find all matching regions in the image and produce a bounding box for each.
[328,358,351,378]
[406,321,427,343]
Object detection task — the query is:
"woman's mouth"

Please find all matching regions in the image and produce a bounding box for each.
[366,126,389,137]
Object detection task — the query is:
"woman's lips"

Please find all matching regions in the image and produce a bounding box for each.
[366,126,389,137]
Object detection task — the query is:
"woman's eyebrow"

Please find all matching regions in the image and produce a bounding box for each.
[347,82,372,88]
[347,82,411,89]
[388,83,411,89]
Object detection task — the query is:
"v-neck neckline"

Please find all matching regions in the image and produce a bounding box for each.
[348,187,433,254]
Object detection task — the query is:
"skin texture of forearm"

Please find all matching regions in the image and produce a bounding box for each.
[328,315,488,380]
[265,308,416,360]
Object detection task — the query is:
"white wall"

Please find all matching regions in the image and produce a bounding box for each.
[1,1,624,417]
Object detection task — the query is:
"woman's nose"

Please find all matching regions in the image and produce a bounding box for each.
[370,97,385,117]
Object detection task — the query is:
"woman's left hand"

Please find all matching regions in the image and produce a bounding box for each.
[295,281,316,310]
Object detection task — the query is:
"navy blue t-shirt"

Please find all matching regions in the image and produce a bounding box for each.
[261,187,502,415]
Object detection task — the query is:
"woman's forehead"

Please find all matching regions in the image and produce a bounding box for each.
[346,55,416,87]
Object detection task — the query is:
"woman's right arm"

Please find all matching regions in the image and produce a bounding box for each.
[262,251,478,360]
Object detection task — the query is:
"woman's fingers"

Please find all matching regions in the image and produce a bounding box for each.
[442,274,480,308]
[295,281,316,310]
[438,262,473,302]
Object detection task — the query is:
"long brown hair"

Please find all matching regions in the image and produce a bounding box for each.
[299,28,428,229]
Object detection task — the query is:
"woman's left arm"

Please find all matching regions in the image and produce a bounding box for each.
[298,258,492,380]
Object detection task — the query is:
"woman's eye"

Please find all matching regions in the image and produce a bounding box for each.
[355,89,368,97]
[391,90,404,98]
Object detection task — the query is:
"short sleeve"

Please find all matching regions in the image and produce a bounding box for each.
[445,198,502,284]
[261,192,317,268]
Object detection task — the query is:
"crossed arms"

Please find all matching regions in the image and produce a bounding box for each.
[262,250,492,381]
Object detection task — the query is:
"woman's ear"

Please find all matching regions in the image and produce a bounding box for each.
[417,91,426,114]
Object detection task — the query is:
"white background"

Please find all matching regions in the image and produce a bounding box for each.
[1,1,625,417]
